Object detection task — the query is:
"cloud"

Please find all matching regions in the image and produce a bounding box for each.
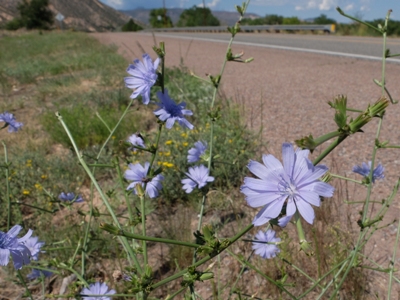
[359,0,370,12]
[318,0,337,10]
[344,3,354,10]
[307,0,318,9]
[180,0,189,8]
[102,0,124,8]
[196,0,220,8]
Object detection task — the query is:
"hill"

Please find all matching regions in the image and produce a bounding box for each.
[0,0,129,32]
[121,8,260,26]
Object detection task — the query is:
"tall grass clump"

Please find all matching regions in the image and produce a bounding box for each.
[1,3,400,300]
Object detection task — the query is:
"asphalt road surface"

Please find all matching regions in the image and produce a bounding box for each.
[145,32,400,63]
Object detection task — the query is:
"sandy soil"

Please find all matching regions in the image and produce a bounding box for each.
[91,31,400,298]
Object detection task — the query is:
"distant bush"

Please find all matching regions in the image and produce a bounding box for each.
[5,18,24,31]
[149,8,173,28]
[121,19,143,32]
[241,14,283,25]
[17,0,54,30]
[283,16,302,25]
[370,19,400,36]
[177,6,220,27]
[337,19,400,36]
[313,14,337,24]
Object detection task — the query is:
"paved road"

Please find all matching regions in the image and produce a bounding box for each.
[141,32,400,63]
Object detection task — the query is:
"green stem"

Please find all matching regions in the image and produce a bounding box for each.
[336,7,382,33]
[282,258,324,289]
[298,257,349,298]
[11,201,56,213]
[59,264,88,286]
[361,117,383,224]
[17,269,33,300]
[166,286,188,299]
[294,211,311,253]
[346,107,363,113]
[194,0,251,265]
[380,10,391,97]
[313,130,342,146]
[56,111,142,273]
[227,249,296,299]
[151,224,254,290]
[115,157,137,235]
[228,251,254,299]
[329,173,363,185]
[313,135,347,165]
[3,142,11,231]
[148,123,163,174]
[101,223,201,248]
[140,194,148,266]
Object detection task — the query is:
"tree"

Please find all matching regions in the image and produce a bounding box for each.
[282,16,301,25]
[121,19,143,32]
[176,6,220,27]
[149,8,173,28]
[264,14,283,25]
[17,0,54,30]
[314,14,337,24]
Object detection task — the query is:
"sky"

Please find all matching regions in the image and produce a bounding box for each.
[99,0,400,22]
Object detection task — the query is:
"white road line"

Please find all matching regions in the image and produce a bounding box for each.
[146,33,400,64]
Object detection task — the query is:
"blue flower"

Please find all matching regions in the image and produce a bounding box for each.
[154,89,193,130]
[125,54,159,105]
[23,236,45,260]
[58,192,84,203]
[0,225,33,269]
[241,143,334,226]
[353,161,384,183]
[252,229,281,259]
[181,165,214,193]
[187,141,207,163]
[0,112,23,133]
[127,133,145,151]
[80,282,116,300]
[27,268,53,280]
[124,162,164,198]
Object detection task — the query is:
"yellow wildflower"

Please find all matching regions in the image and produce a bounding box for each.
[164,151,171,157]
[35,183,42,190]
[181,133,188,138]
[23,189,30,195]
[41,174,47,180]
[229,139,233,144]
[165,140,173,145]
[183,142,189,147]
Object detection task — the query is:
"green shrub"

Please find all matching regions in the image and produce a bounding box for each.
[121,19,143,32]
[40,103,140,149]
[5,18,24,30]
[17,0,54,30]
[176,6,220,27]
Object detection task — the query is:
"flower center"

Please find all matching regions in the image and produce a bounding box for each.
[144,72,157,85]
[165,102,182,117]
[278,177,298,197]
